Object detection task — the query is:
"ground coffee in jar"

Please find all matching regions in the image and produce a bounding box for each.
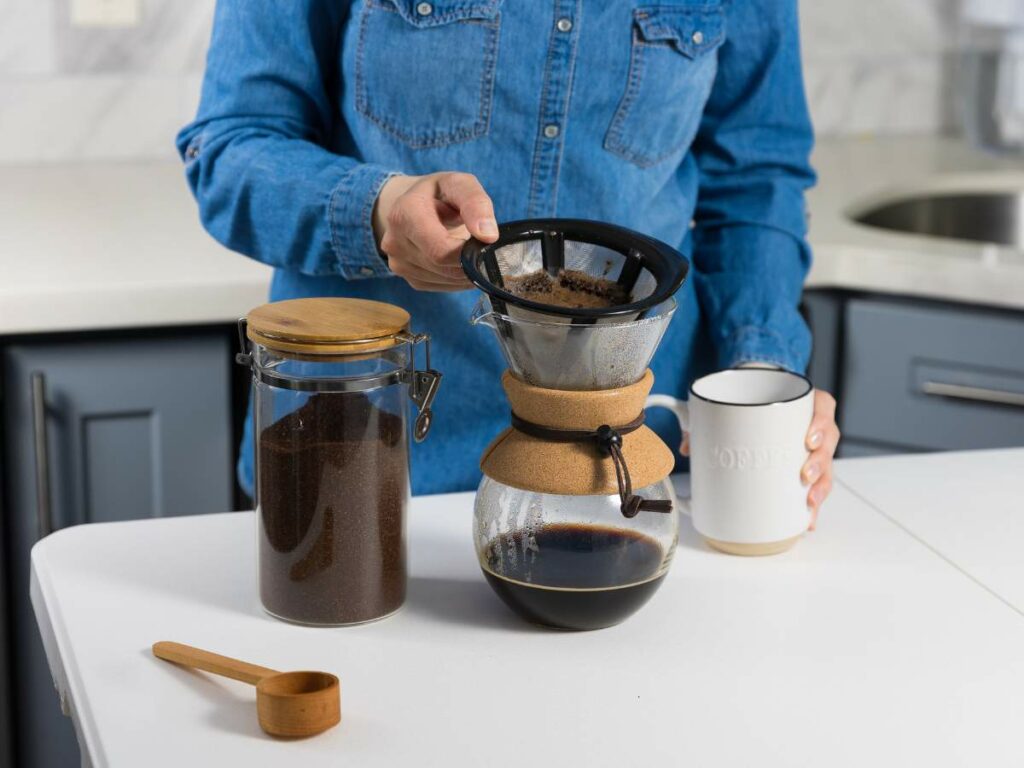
[259,392,407,624]
[239,298,441,626]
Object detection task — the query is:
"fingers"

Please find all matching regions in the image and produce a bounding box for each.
[434,173,498,242]
[387,252,469,292]
[805,390,838,451]
[806,473,832,531]
[679,433,690,457]
[383,194,471,285]
[802,442,837,529]
[802,389,840,531]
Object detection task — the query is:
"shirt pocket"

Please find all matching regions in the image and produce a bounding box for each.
[604,4,725,168]
[355,0,502,149]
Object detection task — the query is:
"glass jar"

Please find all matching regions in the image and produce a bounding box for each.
[473,477,678,631]
[237,298,440,626]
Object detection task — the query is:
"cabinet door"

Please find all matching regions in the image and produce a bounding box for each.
[3,333,232,768]
[802,290,844,396]
[841,299,1024,451]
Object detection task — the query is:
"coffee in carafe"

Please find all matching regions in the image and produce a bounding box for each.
[482,523,668,631]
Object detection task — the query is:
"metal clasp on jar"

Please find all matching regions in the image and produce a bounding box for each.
[235,319,441,442]
[397,331,442,442]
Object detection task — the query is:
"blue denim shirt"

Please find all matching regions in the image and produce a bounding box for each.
[178,0,816,496]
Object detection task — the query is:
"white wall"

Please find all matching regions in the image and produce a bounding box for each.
[0,0,960,165]
[0,0,211,164]
[801,0,959,136]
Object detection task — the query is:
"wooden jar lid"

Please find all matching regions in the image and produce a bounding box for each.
[246,298,410,356]
[481,370,675,496]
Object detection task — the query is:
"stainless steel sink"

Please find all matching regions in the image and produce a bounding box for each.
[853,192,1024,249]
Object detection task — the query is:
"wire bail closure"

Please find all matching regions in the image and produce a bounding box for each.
[401,331,442,442]
[235,318,442,442]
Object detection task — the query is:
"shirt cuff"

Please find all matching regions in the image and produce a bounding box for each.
[328,163,400,280]
[721,326,800,373]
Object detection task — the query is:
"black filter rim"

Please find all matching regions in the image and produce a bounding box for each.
[461,218,689,319]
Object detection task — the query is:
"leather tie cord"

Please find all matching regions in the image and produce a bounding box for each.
[509,411,673,519]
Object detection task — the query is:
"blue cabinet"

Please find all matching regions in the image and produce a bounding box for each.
[802,292,1024,456]
[2,332,233,768]
[840,299,1024,453]
[802,289,844,396]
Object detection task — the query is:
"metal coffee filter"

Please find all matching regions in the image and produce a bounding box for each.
[489,238,659,321]
[463,219,688,390]
[462,219,687,322]
[471,298,676,390]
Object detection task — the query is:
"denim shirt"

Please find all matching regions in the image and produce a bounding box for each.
[178,0,816,496]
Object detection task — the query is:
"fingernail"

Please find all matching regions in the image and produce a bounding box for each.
[802,462,820,485]
[808,431,823,448]
[478,219,498,236]
[810,486,824,506]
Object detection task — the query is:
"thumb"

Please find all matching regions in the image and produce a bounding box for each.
[435,173,499,243]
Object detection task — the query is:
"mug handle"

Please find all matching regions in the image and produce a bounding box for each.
[645,394,689,432]
[644,395,691,517]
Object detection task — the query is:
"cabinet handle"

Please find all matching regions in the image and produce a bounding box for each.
[30,372,54,540]
[921,380,1024,409]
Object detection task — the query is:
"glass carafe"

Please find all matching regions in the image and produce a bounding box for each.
[474,477,678,630]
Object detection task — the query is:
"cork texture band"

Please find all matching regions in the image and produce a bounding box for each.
[480,370,674,496]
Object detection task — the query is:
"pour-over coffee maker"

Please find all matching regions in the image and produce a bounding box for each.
[462,219,689,631]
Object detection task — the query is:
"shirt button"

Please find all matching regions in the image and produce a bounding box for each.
[416,2,433,16]
[691,30,704,45]
[543,124,560,139]
[556,17,573,32]
[359,266,375,277]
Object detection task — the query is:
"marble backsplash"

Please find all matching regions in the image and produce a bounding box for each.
[0,0,211,164]
[0,0,963,164]
[801,0,961,136]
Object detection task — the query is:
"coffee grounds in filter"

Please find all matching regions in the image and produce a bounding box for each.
[258,392,407,625]
[504,269,630,309]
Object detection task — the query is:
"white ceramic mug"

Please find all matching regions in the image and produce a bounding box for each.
[647,369,814,555]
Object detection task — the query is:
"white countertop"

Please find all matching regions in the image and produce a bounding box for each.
[806,137,1024,310]
[31,452,1024,767]
[3,137,1023,337]
[0,161,272,335]
[837,448,1024,614]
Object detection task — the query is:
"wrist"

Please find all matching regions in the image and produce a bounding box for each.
[372,174,418,246]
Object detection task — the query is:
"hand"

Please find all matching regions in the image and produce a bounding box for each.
[372,172,498,291]
[801,390,841,530]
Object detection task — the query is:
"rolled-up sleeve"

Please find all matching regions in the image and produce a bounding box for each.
[176,0,395,280]
[690,0,816,373]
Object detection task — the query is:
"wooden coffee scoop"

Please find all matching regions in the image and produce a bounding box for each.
[152,641,340,738]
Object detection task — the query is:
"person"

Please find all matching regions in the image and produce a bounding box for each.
[178,0,840,526]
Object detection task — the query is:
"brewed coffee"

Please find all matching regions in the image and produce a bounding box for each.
[481,523,666,631]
